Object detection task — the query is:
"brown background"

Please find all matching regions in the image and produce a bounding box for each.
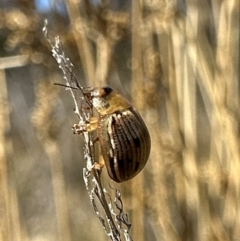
[0,0,239,240]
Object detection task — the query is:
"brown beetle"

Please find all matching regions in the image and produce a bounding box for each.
[75,86,151,183]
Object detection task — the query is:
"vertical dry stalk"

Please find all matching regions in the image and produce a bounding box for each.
[0,70,22,241]
[214,2,240,240]
[66,0,95,84]
[181,2,199,240]
[130,1,145,241]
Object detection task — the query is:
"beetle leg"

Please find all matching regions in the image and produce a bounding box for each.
[72,117,99,134]
[93,137,99,144]
[93,155,105,170]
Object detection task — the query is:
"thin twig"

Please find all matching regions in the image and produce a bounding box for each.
[43,19,132,241]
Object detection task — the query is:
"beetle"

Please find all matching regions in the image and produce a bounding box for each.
[74,86,151,183]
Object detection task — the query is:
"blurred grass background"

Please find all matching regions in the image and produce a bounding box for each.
[0,0,239,240]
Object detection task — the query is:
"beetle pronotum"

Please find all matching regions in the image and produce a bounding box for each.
[74,86,151,183]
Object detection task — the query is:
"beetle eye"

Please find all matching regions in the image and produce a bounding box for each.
[91,86,113,98]
[100,86,113,97]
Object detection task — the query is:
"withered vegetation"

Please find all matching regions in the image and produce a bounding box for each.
[0,1,239,241]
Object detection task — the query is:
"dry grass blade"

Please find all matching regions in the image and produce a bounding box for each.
[66,0,95,84]
[0,69,27,241]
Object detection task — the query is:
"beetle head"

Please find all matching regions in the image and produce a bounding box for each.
[91,86,131,116]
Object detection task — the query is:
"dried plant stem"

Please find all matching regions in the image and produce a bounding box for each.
[0,69,22,241]
[43,20,133,241]
[215,2,240,239]
[66,0,95,84]
[131,1,145,241]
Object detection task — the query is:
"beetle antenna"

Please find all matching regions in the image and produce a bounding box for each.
[54,82,80,90]
[54,83,93,107]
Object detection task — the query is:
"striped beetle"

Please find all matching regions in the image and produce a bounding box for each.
[74,86,151,183]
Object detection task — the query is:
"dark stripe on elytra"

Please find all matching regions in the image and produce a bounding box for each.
[113,114,126,181]
[113,115,124,181]
[119,113,136,177]
[125,110,150,175]
[123,112,141,173]
[109,112,135,181]
[107,116,120,182]
[121,111,141,178]
[115,114,129,180]
[108,114,130,182]
[130,110,150,166]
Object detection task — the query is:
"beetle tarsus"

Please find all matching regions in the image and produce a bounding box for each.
[94,161,104,170]
[72,123,86,134]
